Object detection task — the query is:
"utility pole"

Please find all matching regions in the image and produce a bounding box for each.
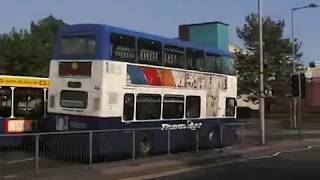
[291,8,297,129]
[258,0,265,145]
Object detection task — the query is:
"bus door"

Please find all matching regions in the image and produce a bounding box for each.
[0,87,12,118]
[14,88,45,130]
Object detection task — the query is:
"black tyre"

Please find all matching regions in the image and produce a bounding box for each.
[136,134,152,157]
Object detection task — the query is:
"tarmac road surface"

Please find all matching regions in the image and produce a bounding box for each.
[152,147,320,180]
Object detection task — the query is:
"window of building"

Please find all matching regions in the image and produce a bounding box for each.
[186,48,205,71]
[137,38,162,66]
[123,93,134,120]
[110,33,135,62]
[163,95,184,119]
[206,53,221,73]
[60,90,88,109]
[186,96,200,118]
[163,45,185,68]
[136,94,161,120]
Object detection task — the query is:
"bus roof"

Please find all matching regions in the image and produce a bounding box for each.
[0,75,49,88]
[56,24,233,58]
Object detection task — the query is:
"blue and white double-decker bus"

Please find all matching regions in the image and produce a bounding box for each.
[47,24,237,155]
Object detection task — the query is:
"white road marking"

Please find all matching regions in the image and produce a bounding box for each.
[3,174,18,179]
[282,146,312,153]
[249,145,316,160]
[249,155,274,160]
[120,160,238,180]
[272,152,281,157]
[6,157,34,165]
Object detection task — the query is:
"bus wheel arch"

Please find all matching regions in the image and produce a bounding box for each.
[136,133,153,156]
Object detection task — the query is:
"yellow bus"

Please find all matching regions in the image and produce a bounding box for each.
[0,75,49,133]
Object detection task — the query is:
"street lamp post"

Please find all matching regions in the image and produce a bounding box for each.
[291,3,318,129]
[258,0,265,145]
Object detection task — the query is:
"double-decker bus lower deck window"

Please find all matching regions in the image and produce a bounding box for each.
[186,96,200,118]
[206,53,220,73]
[110,33,135,62]
[0,87,12,117]
[14,88,44,119]
[163,45,185,68]
[226,98,236,116]
[123,93,134,120]
[59,62,92,77]
[60,90,88,109]
[163,95,184,119]
[186,48,205,71]
[61,35,96,57]
[136,94,161,120]
[138,38,162,66]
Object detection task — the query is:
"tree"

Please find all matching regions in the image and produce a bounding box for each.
[236,13,302,99]
[0,29,34,75]
[0,15,68,77]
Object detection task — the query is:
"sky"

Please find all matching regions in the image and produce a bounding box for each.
[0,0,319,64]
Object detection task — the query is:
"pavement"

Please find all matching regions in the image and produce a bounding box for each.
[2,117,320,180]
[15,138,320,180]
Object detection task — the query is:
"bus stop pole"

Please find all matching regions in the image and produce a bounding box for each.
[43,89,47,119]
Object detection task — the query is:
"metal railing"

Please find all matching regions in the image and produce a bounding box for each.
[0,122,267,176]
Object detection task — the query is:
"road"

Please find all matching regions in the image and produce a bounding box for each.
[153,148,320,180]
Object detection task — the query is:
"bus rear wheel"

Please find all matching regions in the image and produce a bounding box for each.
[136,135,152,157]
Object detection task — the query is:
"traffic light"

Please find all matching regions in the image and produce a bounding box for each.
[300,74,306,98]
[291,73,306,98]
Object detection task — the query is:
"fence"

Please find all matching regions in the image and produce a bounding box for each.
[0,121,304,177]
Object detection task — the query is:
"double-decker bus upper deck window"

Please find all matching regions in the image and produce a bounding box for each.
[61,35,96,57]
[221,57,236,75]
[206,53,221,73]
[110,33,135,62]
[59,62,92,77]
[163,45,185,68]
[60,90,88,109]
[137,38,162,66]
[186,48,205,71]
[136,94,161,120]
